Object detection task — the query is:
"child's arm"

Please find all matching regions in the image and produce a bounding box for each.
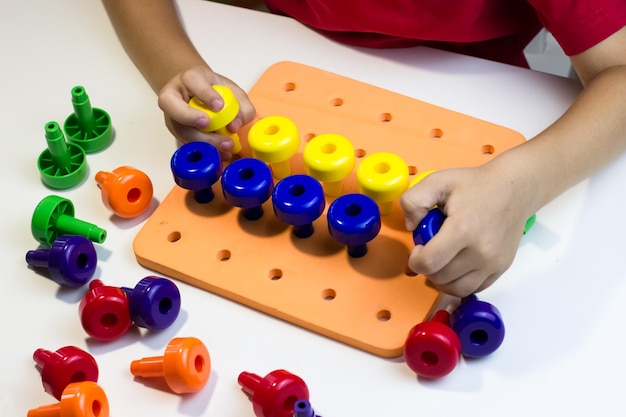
[401,27,626,297]
[101,0,256,156]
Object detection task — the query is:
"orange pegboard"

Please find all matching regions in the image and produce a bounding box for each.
[133,61,526,358]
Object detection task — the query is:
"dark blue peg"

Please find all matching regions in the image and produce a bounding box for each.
[413,207,445,246]
[120,276,181,331]
[449,294,505,358]
[171,141,223,203]
[25,235,97,287]
[272,174,325,238]
[327,193,381,258]
[221,157,274,221]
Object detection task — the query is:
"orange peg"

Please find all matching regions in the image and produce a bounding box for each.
[130,337,211,394]
[27,381,109,417]
[95,166,153,218]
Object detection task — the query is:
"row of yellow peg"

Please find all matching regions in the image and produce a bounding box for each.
[190,85,417,216]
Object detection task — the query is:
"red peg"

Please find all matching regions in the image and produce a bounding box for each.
[130,337,211,394]
[78,279,132,341]
[403,310,461,379]
[27,380,109,417]
[34,346,99,400]
[238,369,309,417]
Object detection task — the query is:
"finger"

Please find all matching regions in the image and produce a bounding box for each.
[181,69,224,111]
[168,118,234,153]
[400,174,447,230]
[407,222,467,276]
[432,270,489,298]
[159,87,210,130]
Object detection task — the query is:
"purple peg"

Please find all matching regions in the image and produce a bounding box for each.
[294,398,321,417]
[120,276,181,331]
[25,235,97,287]
[449,294,505,358]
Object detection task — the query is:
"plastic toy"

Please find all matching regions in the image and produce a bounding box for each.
[37,121,88,189]
[524,213,537,234]
[238,369,309,417]
[78,279,132,341]
[171,141,223,203]
[130,336,211,394]
[247,115,300,179]
[25,235,97,287]
[293,399,320,417]
[221,157,274,221]
[27,381,109,417]
[327,193,381,258]
[403,310,461,379]
[189,85,242,154]
[120,276,181,331]
[64,86,113,153]
[412,207,445,246]
[32,195,107,246]
[33,346,99,400]
[271,174,325,238]
[356,152,409,215]
[449,294,505,358]
[95,166,153,218]
[302,133,355,197]
[133,61,527,357]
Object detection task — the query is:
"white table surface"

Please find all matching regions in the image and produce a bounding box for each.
[3,0,625,416]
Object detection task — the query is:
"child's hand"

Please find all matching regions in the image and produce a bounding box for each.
[399,162,533,297]
[157,65,256,159]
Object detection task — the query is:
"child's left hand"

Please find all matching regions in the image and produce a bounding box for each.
[400,161,533,297]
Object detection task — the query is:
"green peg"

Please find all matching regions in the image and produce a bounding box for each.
[523,214,537,235]
[37,121,87,189]
[64,85,113,153]
[31,195,107,246]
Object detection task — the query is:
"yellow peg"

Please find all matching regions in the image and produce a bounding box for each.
[247,115,300,179]
[356,152,409,215]
[189,85,242,154]
[303,133,355,197]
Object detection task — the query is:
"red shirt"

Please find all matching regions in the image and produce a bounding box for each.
[264,0,626,67]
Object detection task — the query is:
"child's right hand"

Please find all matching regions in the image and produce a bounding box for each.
[157,65,256,160]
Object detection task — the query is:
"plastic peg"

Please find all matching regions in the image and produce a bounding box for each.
[356,152,409,215]
[25,235,97,287]
[189,85,242,153]
[523,213,537,234]
[27,381,109,417]
[120,276,181,331]
[171,141,223,203]
[221,157,274,221]
[403,310,461,379]
[293,399,320,417]
[31,195,107,246]
[303,133,355,197]
[272,174,325,238]
[130,337,211,394]
[64,86,113,153]
[238,369,309,417]
[38,121,88,189]
[327,193,381,258]
[33,346,99,400]
[78,279,132,341]
[247,115,300,179]
[95,166,153,218]
[449,294,505,358]
[413,207,446,246]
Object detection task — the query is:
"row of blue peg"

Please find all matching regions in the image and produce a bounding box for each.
[171,141,382,258]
